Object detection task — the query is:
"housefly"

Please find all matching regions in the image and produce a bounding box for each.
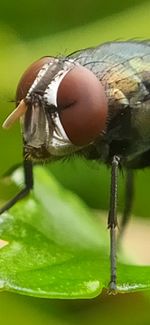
[1,41,150,291]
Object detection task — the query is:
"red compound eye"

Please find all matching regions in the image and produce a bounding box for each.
[16,57,54,102]
[57,65,108,146]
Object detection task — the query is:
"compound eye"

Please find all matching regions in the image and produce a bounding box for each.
[57,65,108,146]
[16,57,54,102]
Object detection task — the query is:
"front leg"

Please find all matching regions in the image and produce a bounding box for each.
[108,155,120,292]
[0,159,33,214]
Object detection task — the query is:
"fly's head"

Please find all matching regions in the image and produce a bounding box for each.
[3,56,108,162]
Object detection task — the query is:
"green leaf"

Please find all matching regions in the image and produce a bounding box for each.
[0,167,150,298]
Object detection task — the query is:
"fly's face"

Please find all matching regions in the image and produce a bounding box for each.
[3,56,108,161]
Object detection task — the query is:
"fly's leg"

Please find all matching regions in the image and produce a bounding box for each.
[108,155,120,292]
[0,160,33,214]
[120,169,134,236]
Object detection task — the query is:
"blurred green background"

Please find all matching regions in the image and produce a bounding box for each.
[0,0,150,324]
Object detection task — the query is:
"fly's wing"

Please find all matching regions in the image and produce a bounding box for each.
[69,41,150,67]
[69,41,150,109]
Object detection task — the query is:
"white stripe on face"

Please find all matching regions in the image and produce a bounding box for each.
[43,60,76,107]
[26,62,54,97]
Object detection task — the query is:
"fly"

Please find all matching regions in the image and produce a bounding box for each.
[1,41,150,292]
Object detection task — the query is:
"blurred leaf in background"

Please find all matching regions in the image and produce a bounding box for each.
[0,167,150,299]
[0,0,148,40]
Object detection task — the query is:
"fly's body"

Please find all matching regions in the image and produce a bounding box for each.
[13,41,150,169]
[1,41,150,291]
